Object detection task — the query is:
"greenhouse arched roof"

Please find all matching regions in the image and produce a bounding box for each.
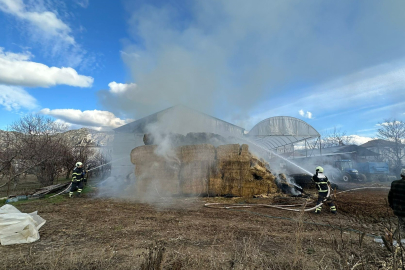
[247,116,320,150]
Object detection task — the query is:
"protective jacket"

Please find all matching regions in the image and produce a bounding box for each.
[312,173,330,193]
[388,178,405,217]
[72,167,86,182]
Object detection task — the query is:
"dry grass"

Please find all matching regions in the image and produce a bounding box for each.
[0,188,400,269]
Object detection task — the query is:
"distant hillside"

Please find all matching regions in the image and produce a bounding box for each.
[61,128,114,147]
[0,128,114,147]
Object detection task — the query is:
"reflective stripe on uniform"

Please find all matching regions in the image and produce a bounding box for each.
[319,189,328,192]
[330,206,336,210]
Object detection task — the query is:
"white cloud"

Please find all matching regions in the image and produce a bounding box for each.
[108,81,137,94]
[0,48,93,87]
[298,109,312,119]
[40,108,133,129]
[0,85,38,111]
[378,121,402,126]
[0,0,75,45]
[349,135,373,145]
[75,0,89,8]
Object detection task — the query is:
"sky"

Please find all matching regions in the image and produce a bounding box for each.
[0,0,405,145]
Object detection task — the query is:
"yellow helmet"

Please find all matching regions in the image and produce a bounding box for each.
[315,166,324,173]
[76,162,83,167]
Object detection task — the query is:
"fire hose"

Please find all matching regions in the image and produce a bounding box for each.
[204,186,390,212]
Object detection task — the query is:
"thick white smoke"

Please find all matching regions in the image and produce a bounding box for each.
[97,0,405,127]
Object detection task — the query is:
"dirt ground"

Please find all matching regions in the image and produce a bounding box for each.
[0,183,400,270]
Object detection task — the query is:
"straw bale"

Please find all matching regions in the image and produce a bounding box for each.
[131,145,161,164]
[135,162,180,196]
[180,161,216,195]
[216,144,251,161]
[179,144,216,195]
[131,145,181,165]
[130,142,278,198]
[131,145,181,196]
[180,144,216,163]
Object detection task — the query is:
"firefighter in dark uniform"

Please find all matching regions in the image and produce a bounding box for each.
[388,169,405,239]
[312,166,337,214]
[69,162,87,198]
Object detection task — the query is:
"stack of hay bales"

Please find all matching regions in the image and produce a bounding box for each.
[249,156,278,194]
[130,145,181,198]
[179,144,216,196]
[214,144,251,196]
[214,144,277,197]
[130,143,277,198]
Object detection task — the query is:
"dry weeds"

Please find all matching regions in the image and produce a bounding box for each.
[0,188,401,269]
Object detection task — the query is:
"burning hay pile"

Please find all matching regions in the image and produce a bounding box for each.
[131,143,277,197]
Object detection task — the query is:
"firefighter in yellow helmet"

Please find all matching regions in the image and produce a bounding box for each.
[312,166,337,214]
[69,162,87,198]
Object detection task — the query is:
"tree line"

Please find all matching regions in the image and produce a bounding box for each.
[0,114,111,194]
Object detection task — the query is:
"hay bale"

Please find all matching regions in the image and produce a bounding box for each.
[180,144,216,162]
[131,145,181,197]
[215,144,252,196]
[179,144,216,195]
[130,142,278,198]
[216,144,251,161]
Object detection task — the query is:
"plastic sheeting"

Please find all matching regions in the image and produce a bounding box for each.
[248,116,320,150]
[0,204,46,245]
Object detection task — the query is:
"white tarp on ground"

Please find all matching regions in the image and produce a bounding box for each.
[0,204,46,245]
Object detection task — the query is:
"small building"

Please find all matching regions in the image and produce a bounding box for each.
[361,139,405,170]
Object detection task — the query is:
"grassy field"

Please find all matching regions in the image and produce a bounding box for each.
[0,183,401,270]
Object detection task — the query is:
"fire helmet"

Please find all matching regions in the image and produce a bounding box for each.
[315,166,324,173]
[76,162,83,167]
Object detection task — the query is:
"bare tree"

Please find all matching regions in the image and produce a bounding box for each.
[9,114,69,186]
[0,131,21,194]
[377,119,405,175]
[321,127,353,148]
[1,115,110,191]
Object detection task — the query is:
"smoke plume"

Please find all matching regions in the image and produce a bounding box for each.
[97,0,405,127]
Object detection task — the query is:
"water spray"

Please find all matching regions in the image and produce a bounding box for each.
[238,136,312,175]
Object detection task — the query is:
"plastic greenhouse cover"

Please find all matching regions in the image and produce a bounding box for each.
[0,204,46,245]
[247,116,320,149]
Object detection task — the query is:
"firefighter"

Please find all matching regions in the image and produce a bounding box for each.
[388,169,405,239]
[312,166,337,214]
[69,162,87,198]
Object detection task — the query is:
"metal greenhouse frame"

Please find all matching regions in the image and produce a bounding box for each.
[247,116,321,158]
